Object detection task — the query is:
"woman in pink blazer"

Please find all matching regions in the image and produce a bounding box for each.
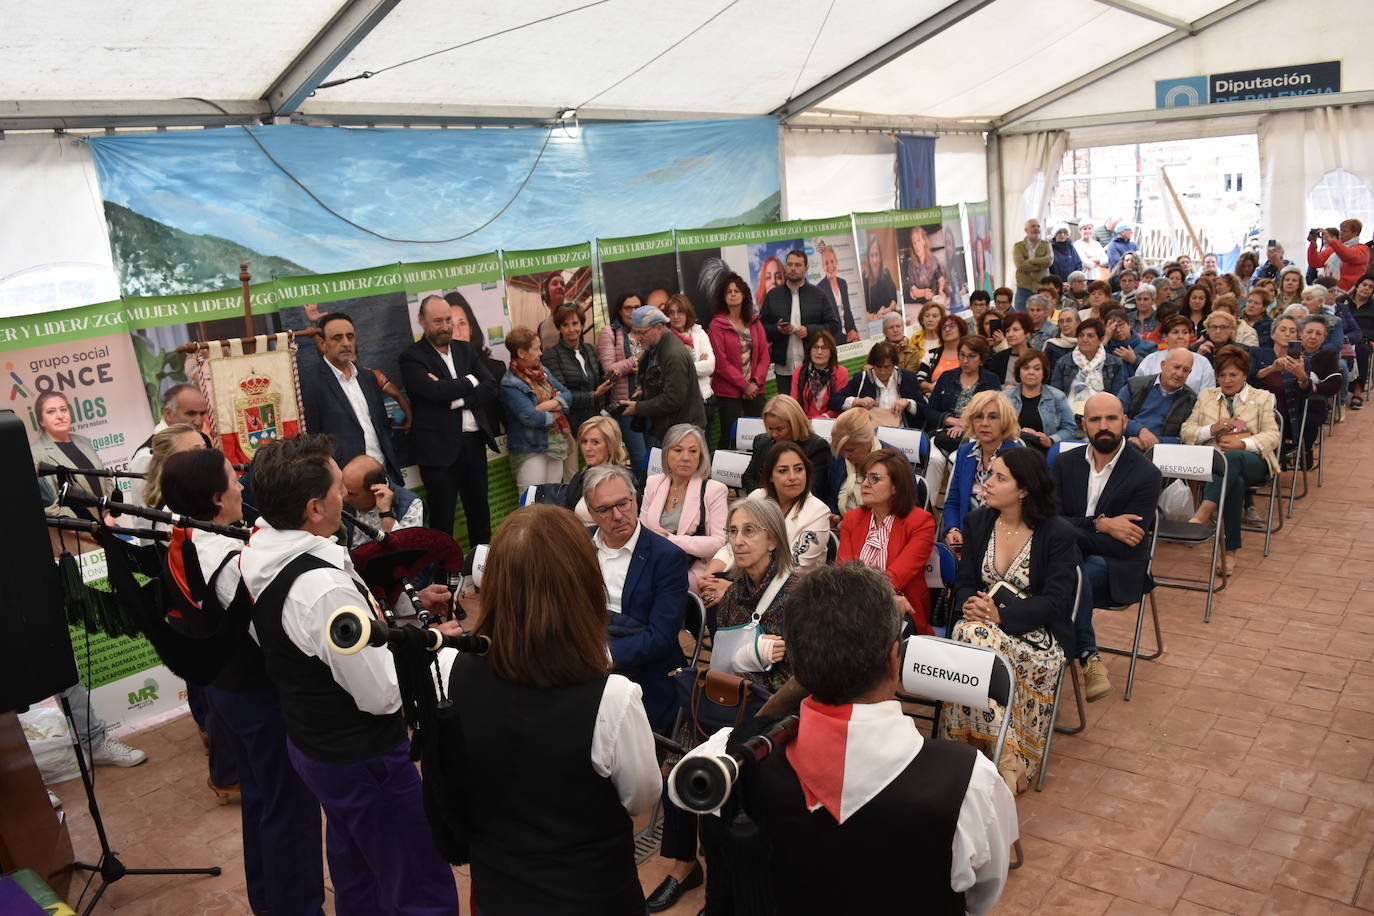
[707,272,771,451]
[640,424,729,593]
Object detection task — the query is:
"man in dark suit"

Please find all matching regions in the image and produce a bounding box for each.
[1051,392,1162,703]
[759,249,841,394]
[299,312,403,484]
[399,295,498,545]
[583,463,687,729]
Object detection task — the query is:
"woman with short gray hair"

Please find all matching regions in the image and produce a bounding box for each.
[640,424,728,592]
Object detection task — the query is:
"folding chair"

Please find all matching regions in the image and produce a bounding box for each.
[923,542,958,638]
[810,417,835,442]
[733,416,765,451]
[1242,408,1286,555]
[1045,440,1086,467]
[646,446,663,477]
[708,449,752,490]
[826,529,840,564]
[1095,511,1165,701]
[1039,567,1083,791]
[1146,445,1229,623]
[875,426,930,470]
[896,635,1022,868]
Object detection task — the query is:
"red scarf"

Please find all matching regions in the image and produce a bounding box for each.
[671,327,694,348]
[510,359,571,435]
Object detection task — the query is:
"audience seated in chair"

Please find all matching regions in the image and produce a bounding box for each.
[1123,348,1199,450]
[1135,314,1216,393]
[1051,392,1162,704]
[640,424,728,593]
[701,440,831,605]
[1181,345,1282,575]
[1049,318,1130,414]
[1005,350,1078,453]
[739,393,831,499]
[837,448,937,634]
[829,340,926,429]
[941,448,1080,794]
[585,463,689,730]
[941,391,1023,549]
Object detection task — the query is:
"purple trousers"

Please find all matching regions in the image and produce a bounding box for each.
[287,738,459,915]
[206,686,324,915]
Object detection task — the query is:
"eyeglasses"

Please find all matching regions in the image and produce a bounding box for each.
[1205,323,1231,330]
[590,497,635,518]
[726,524,767,539]
[861,473,889,485]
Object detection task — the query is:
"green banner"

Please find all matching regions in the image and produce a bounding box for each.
[676,215,854,252]
[598,231,676,263]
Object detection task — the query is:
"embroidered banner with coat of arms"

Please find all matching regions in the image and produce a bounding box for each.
[194,333,303,465]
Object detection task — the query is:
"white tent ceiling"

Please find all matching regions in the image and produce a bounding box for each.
[4,0,1368,133]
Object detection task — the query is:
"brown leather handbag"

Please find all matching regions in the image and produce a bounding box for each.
[673,667,771,744]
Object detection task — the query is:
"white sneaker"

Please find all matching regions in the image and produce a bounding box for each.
[90,736,148,767]
[48,790,61,809]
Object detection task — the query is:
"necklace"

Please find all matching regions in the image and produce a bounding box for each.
[669,481,688,511]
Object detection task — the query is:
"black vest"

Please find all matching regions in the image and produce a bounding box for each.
[250,553,405,764]
[447,655,643,916]
[752,736,978,915]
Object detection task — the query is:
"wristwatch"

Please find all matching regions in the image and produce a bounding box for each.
[379,510,396,520]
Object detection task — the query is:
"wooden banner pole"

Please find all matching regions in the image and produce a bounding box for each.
[239,262,254,345]
[1158,167,1204,260]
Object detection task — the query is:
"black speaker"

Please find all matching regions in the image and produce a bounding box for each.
[0,411,79,714]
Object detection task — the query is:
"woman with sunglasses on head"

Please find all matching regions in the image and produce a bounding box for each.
[836,448,936,634]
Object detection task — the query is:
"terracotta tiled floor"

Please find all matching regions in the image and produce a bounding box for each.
[45,410,1374,913]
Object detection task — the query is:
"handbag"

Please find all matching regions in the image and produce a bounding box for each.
[673,667,772,744]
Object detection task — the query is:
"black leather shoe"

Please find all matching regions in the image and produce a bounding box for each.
[646,862,704,912]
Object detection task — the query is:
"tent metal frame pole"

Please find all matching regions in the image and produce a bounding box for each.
[264,0,402,116]
[1000,89,1374,135]
[986,129,1004,287]
[1093,0,1190,31]
[773,0,996,122]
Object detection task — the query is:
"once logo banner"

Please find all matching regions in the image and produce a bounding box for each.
[1155,76,1209,109]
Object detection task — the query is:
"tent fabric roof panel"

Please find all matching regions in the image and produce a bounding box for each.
[305,0,938,115]
[0,0,346,100]
[817,0,1181,119]
[1023,0,1369,127]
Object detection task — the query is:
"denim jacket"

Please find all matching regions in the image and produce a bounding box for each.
[499,369,571,454]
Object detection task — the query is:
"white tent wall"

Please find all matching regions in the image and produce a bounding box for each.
[1259,104,1374,261]
[781,130,989,219]
[781,131,896,220]
[0,134,119,319]
[1012,0,1371,128]
[995,131,1068,287]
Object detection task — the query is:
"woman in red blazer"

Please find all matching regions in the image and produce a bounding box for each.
[836,448,937,633]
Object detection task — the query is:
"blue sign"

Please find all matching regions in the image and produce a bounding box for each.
[1210,61,1340,103]
[1157,61,1340,109]
[1156,76,1209,109]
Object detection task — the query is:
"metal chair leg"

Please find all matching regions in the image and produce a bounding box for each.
[1054,663,1086,735]
[1009,838,1024,870]
[1099,592,1164,702]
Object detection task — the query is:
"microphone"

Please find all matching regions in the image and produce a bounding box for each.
[670,715,800,814]
[38,461,145,480]
[324,605,490,656]
[58,489,249,540]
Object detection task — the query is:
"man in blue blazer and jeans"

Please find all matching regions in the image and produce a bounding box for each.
[299,312,404,485]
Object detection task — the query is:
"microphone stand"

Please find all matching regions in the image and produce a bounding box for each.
[56,691,222,914]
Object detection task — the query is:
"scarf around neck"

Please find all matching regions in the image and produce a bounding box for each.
[511,359,571,435]
[1072,345,1106,391]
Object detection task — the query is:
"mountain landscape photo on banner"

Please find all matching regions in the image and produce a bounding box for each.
[88,118,781,297]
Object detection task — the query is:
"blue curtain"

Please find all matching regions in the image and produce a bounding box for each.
[895,135,937,210]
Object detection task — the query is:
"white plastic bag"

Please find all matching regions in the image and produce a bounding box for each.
[19,706,80,785]
[1159,479,1195,523]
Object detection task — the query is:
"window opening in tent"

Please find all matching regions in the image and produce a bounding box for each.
[0,263,119,320]
[1308,169,1374,240]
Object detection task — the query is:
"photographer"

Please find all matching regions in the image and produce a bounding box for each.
[618,306,706,450]
[671,564,1016,915]
[1308,221,1371,292]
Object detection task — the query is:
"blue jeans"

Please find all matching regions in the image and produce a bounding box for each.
[616,414,647,475]
[1013,287,1033,311]
[1075,554,1109,660]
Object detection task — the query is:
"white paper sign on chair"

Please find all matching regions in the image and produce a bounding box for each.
[900,635,996,709]
[647,447,664,477]
[1151,443,1214,481]
[810,418,835,441]
[710,449,752,490]
[735,417,765,450]
[877,427,926,467]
